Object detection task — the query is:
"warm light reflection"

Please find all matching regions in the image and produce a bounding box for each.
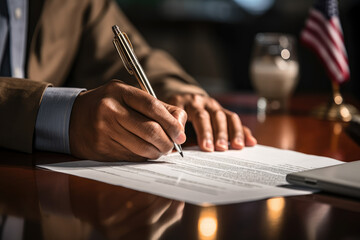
[278,117,295,150]
[199,217,217,237]
[267,197,285,213]
[266,197,285,239]
[330,123,342,152]
[281,49,290,60]
[198,207,217,240]
[333,123,342,135]
[334,95,343,105]
[257,111,266,123]
[340,107,350,118]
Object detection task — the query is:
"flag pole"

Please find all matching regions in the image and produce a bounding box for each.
[312,82,358,122]
[300,0,359,122]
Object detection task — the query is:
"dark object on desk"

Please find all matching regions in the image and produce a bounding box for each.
[286,160,360,199]
[346,115,360,145]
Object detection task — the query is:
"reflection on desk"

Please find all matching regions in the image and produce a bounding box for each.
[0,167,184,240]
[1,93,360,239]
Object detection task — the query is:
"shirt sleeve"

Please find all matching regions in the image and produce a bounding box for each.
[34,87,86,154]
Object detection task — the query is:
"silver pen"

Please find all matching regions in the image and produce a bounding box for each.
[112,25,184,157]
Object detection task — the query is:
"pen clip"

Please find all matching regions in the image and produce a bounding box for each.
[113,36,134,75]
[122,32,133,49]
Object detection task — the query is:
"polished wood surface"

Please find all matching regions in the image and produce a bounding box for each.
[1,94,360,240]
[216,93,360,162]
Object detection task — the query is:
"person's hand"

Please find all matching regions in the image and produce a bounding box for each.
[69,80,187,162]
[168,93,257,152]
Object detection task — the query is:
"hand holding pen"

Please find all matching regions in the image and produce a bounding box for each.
[67,31,186,162]
[112,25,184,157]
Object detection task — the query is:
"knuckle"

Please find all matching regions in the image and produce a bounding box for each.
[104,80,127,96]
[177,109,188,127]
[147,122,163,136]
[104,80,118,93]
[166,115,181,131]
[193,94,204,105]
[206,98,220,110]
[96,99,113,121]
[148,98,162,112]
[214,109,226,118]
[229,112,240,122]
[179,108,187,119]
[194,110,209,120]
[209,98,218,106]
[97,97,112,112]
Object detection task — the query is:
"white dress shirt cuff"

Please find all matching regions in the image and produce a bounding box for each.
[34,87,86,154]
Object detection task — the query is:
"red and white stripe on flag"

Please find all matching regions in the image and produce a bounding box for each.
[301,4,350,84]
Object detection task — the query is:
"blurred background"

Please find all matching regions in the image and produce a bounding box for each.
[115,0,360,99]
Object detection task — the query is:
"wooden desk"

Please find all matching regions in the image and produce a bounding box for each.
[1,94,360,239]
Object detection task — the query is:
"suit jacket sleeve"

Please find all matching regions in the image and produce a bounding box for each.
[62,0,208,101]
[0,78,50,153]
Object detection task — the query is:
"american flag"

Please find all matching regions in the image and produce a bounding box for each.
[301,0,349,84]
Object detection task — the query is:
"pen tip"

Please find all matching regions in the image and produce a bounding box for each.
[180,152,184,158]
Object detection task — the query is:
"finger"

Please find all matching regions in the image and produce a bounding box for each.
[164,103,187,131]
[205,98,227,151]
[93,137,148,162]
[118,85,185,144]
[210,109,228,151]
[114,107,175,156]
[188,109,214,152]
[110,125,165,160]
[224,109,245,150]
[243,126,257,146]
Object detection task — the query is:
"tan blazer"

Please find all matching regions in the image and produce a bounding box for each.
[0,0,206,153]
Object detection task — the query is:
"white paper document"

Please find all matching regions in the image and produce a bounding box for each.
[38,145,343,205]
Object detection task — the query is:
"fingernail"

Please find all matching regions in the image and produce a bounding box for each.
[235,137,244,147]
[204,139,214,151]
[217,139,228,150]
